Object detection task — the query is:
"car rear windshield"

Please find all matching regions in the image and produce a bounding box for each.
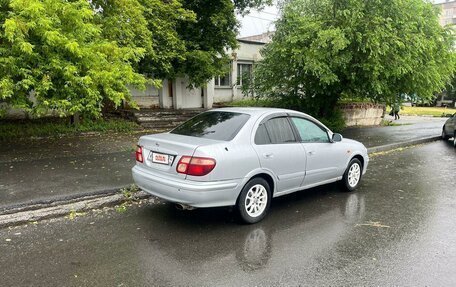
[170,111,250,141]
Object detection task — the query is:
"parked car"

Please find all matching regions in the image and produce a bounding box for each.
[442,113,456,147]
[132,108,369,223]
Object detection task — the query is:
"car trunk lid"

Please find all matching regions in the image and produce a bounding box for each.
[138,133,220,178]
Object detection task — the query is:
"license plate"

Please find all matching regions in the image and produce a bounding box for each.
[150,152,173,165]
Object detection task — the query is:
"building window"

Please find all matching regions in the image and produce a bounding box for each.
[237,63,253,86]
[215,64,231,87]
[216,72,231,87]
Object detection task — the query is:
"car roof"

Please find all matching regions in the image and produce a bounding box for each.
[209,107,331,132]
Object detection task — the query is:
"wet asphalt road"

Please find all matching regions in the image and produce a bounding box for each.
[0,141,455,286]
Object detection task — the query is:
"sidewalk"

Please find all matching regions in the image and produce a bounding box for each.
[342,115,446,148]
[0,115,447,212]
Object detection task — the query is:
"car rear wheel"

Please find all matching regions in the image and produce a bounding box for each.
[237,178,271,224]
[442,127,450,140]
[453,133,456,147]
[341,158,362,192]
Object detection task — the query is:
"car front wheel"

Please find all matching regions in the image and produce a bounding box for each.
[341,158,362,192]
[237,178,271,224]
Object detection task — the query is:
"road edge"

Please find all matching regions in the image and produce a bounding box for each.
[366,136,441,154]
[0,191,151,229]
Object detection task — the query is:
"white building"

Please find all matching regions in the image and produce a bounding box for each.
[129,32,272,110]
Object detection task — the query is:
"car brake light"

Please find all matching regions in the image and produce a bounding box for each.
[176,156,216,176]
[135,146,143,163]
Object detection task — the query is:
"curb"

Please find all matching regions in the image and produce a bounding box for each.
[0,191,151,229]
[0,135,442,229]
[367,136,441,154]
[0,186,129,215]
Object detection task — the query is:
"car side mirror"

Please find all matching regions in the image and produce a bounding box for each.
[332,133,343,142]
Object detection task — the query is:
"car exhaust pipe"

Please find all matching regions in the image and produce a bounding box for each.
[175,203,196,211]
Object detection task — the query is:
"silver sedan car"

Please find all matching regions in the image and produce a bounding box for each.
[132,108,369,223]
[442,113,456,147]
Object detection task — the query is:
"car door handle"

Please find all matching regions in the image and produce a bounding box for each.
[263,153,274,158]
[307,151,316,156]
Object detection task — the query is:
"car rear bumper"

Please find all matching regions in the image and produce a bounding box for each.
[132,165,242,208]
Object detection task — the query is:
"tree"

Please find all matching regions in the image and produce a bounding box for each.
[0,0,272,117]
[444,74,456,107]
[174,0,239,87]
[0,0,145,117]
[251,0,456,117]
[91,0,195,83]
[92,0,272,87]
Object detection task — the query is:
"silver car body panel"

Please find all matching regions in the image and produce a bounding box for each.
[132,107,369,207]
[444,113,456,137]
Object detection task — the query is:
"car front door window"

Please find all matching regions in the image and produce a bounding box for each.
[291,117,329,143]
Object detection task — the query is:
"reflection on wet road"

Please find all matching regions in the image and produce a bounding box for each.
[0,141,455,286]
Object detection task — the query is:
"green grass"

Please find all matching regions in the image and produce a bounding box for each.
[0,117,140,141]
[401,106,456,117]
[380,119,412,127]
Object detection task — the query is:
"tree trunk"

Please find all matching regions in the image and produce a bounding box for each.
[70,113,80,127]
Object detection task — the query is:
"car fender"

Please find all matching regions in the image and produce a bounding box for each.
[344,151,368,174]
[239,168,278,194]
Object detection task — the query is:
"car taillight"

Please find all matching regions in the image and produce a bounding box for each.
[135,146,143,163]
[176,156,216,176]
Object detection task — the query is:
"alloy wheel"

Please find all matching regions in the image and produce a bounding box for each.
[245,184,268,218]
[347,163,361,188]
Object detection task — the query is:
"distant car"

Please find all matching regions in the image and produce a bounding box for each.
[132,108,369,223]
[442,113,456,147]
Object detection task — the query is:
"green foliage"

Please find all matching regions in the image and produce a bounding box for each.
[92,0,196,83]
[443,73,456,106]
[234,0,273,14]
[0,117,139,140]
[120,184,140,200]
[318,108,345,132]
[175,0,238,87]
[0,0,146,117]
[0,0,271,117]
[252,0,456,118]
[230,97,346,131]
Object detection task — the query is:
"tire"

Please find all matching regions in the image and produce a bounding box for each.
[453,132,456,147]
[237,178,271,224]
[341,158,363,192]
[442,127,450,140]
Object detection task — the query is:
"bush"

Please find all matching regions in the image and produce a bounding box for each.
[229,97,346,132]
[318,108,346,132]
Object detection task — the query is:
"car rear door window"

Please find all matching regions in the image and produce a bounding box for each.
[254,123,271,145]
[291,117,329,143]
[263,117,296,144]
[171,111,250,141]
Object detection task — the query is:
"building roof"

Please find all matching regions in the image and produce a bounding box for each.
[237,31,274,44]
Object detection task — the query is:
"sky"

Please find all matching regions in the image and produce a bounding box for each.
[237,5,279,37]
[238,0,448,38]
